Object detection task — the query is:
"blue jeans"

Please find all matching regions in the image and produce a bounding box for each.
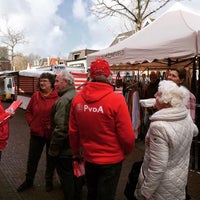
[85,161,122,200]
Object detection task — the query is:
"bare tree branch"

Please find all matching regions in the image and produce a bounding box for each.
[0,25,27,70]
[91,0,187,31]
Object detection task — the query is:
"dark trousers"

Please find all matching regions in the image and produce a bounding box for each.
[0,151,1,161]
[26,135,53,183]
[56,156,84,200]
[85,161,122,200]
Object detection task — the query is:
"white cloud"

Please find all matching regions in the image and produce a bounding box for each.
[70,0,115,51]
[72,0,88,20]
[0,0,65,57]
[82,2,129,51]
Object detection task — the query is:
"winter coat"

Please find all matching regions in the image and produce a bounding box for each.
[25,90,59,139]
[69,81,135,164]
[48,85,76,157]
[0,102,9,150]
[135,106,198,200]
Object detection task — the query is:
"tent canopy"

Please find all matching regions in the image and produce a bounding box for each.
[87,3,200,67]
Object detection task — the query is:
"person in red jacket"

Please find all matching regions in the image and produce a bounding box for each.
[17,72,59,192]
[69,58,135,200]
[0,98,21,161]
[0,101,10,161]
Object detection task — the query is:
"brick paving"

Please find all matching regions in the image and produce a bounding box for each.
[0,103,200,200]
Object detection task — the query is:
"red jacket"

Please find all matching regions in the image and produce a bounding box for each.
[69,82,135,164]
[25,90,59,138]
[0,102,9,150]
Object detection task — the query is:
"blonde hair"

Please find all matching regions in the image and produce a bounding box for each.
[158,80,189,108]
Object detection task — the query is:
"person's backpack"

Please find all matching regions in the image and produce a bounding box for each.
[124,160,143,200]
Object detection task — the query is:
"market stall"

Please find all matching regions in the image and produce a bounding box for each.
[87,3,200,171]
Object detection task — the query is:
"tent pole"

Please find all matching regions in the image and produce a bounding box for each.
[196,57,200,172]
[192,56,200,172]
[197,57,200,102]
[190,57,196,170]
[167,58,171,67]
[191,57,197,95]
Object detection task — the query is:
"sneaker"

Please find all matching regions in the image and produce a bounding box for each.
[17,180,33,192]
[46,181,53,192]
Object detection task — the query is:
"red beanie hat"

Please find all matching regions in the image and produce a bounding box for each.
[90,58,111,79]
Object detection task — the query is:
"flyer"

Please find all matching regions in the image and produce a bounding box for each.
[6,100,23,113]
[0,100,23,124]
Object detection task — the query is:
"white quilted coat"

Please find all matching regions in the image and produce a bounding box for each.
[135,107,198,200]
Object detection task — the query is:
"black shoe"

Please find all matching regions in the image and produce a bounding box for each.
[46,181,53,192]
[17,180,33,192]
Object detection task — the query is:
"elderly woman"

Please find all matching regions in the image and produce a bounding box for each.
[135,80,198,200]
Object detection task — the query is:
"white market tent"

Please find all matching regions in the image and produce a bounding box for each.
[87,3,200,67]
[87,3,200,171]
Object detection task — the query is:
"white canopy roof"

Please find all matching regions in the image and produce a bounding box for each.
[87,3,200,66]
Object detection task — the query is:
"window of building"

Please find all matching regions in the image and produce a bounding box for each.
[73,54,80,60]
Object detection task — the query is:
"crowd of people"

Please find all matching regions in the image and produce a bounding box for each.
[0,57,198,200]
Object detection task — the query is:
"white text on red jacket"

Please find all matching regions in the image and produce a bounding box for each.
[84,105,104,113]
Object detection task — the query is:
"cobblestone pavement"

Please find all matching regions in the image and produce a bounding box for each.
[0,103,200,200]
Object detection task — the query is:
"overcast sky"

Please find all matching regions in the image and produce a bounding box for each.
[0,0,200,59]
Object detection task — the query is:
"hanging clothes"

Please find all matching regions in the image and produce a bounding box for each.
[124,83,141,138]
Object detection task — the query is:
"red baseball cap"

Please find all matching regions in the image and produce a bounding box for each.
[90,58,110,79]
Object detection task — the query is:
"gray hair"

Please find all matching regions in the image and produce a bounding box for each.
[158,80,189,108]
[58,70,74,85]
[91,74,113,84]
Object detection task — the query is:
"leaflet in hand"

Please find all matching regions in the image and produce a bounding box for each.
[6,100,23,113]
[0,100,23,124]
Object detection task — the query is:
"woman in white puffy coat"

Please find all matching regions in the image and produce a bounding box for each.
[135,80,198,200]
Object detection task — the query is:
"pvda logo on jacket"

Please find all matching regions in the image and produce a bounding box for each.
[76,103,104,113]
